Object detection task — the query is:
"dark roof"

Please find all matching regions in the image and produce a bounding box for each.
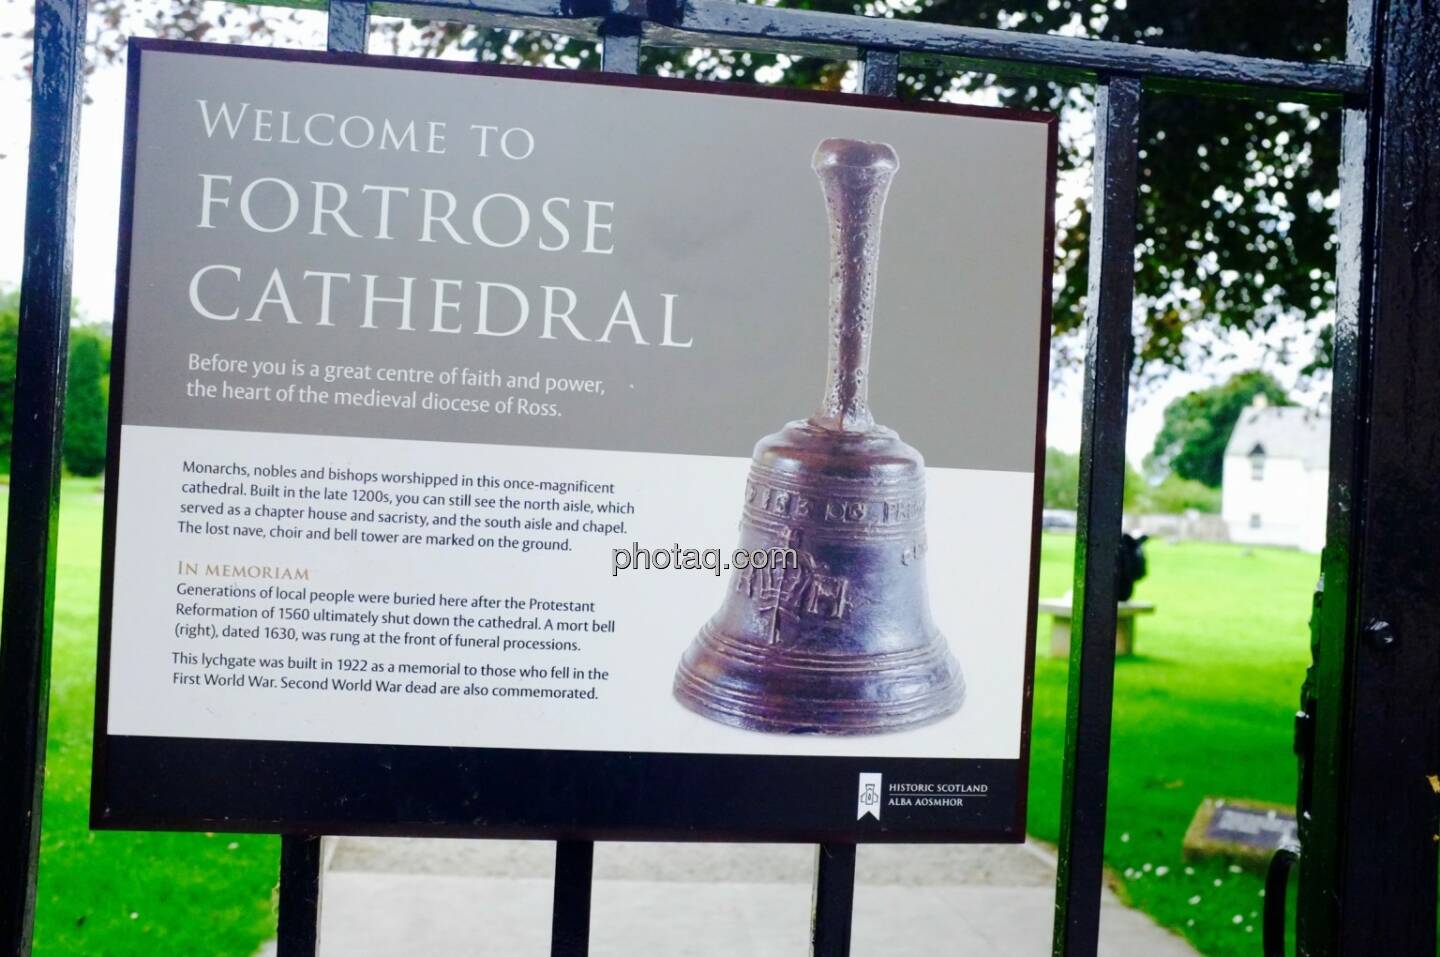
[1225,405,1330,470]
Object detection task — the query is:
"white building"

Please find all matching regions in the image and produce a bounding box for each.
[1220,401,1330,552]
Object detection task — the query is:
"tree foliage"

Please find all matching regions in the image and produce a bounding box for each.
[0,284,111,475]
[0,292,106,473]
[56,0,1345,373]
[1047,444,1221,514]
[1136,474,1221,515]
[1044,446,1149,512]
[63,327,110,477]
[1147,370,1290,489]
[1043,446,1081,511]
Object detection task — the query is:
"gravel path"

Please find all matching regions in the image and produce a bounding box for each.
[254,837,1199,955]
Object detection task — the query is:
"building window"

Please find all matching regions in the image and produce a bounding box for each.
[1250,513,1262,529]
[1249,444,1266,481]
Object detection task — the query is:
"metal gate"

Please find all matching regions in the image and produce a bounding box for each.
[1,0,1436,954]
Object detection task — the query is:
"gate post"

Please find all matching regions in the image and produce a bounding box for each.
[1301,0,1440,953]
[0,0,88,952]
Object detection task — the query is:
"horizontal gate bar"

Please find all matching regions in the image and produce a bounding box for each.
[324,0,1365,100]
[663,1,1365,99]
[370,0,599,40]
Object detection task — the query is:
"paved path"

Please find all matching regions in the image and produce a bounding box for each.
[260,838,1199,955]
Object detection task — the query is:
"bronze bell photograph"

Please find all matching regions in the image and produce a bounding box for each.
[673,137,966,736]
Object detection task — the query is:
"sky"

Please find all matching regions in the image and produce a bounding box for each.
[0,3,1330,466]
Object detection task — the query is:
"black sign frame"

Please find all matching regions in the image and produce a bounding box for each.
[91,38,1057,843]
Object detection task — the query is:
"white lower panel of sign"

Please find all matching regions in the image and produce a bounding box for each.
[107,424,1035,760]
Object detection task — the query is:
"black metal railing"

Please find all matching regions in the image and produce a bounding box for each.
[4,1,1438,955]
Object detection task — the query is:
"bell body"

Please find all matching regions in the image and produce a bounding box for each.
[673,421,965,735]
[673,137,965,735]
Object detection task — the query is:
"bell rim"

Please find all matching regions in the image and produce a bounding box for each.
[673,667,966,736]
[689,623,949,672]
[672,629,966,736]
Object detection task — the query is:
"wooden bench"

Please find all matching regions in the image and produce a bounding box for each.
[1039,597,1155,657]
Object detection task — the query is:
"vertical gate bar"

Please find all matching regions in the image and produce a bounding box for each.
[803,48,889,957]
[1294,0,1378,950]
[860,49,899,97]
[270,13,369,957]
[1304,0,1440,951]
[0,0,87,952]
[601,22,642,74]
[276,836,324,957]
[327,0,370,54]
[1050,74,1141,957]
[550,840,595,957]
[810,843,857,957]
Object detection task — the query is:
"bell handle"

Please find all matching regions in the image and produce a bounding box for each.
[810,138,898,434]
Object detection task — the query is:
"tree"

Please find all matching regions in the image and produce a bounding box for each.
[63,328,110,477]
[25,0,1336,378]
[1043,446,1080,510]
[0,291,19,469]
[1133,474,1222,515]
[0,289,93,472]
[67,0,1343,374]
[1044,446,1144,511]
[1146,370,1290,488]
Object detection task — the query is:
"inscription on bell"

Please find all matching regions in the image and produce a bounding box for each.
[900,537,928,566]
[885,498,920,522]
[745,479,923,526]
[736,552,853,645]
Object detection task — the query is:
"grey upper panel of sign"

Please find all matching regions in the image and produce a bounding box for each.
[122,48,1051,472]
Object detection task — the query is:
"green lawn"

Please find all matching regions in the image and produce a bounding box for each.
[29,480,279,957]
[23,480,1315,955]
[1028,533,1314,956]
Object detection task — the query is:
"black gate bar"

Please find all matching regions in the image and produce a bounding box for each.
[600,14,643,73]
[0,0,88,952]
[358,0,1365,100]
[551,840,595,956]
[267,7,373,951]
[811,843,857,956]
[1299,0,1440,953]
[659,0,1363,99]
[277,836,325,956]
[327,0,370,54]
[1325,0,1440,911]
[800,47,903,957]
[1049,73,1141,957]
[1294,0,1377,949]
[859,49,899,98]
